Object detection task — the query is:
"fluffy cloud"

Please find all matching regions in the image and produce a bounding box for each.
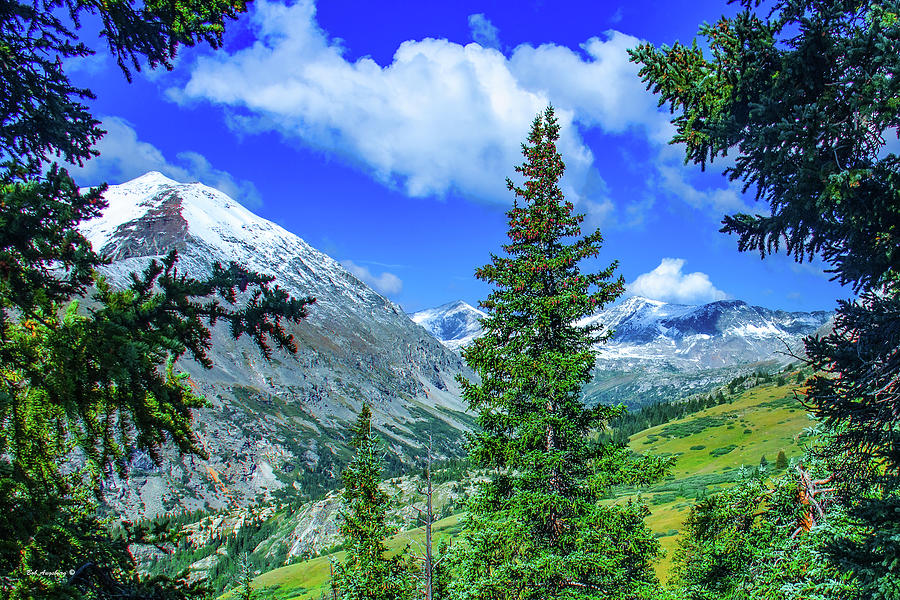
[627,258,728,304]
[507,33,668,136]
[173,0,672,225]
[171,0,746,226]
[468,13,500,49]
[341,260,403,296]
[70,116,262,207]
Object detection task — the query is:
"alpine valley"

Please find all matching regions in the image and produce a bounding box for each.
[81,172,831,522]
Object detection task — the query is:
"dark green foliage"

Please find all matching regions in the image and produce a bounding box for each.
[0,2,319,599]
[0,467,212,600]
[450,108,670,600]
[709,445,737,458]
[630,2,900,291]
[333,406,414,600]
[630,1,900,596]
[671,468,861,600]
[2,248,313,487]
[149,510,284,595]
[2,0,249,179]
[430,457,470,485]
[237,553,255,600]
[660,416,729,439]
[0,169,104,311]
[0,0,297,492]
[826,495,900,599]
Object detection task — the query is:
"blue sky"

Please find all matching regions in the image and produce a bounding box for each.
[67,0,848,313]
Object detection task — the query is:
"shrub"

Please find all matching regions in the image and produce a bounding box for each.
[709,445,738,457]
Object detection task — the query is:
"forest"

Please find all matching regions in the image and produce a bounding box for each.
[1,1,898,599]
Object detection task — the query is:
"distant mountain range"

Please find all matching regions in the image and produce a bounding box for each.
[410,295,832,407]
[584,296,831,369]
[80,172,474,517]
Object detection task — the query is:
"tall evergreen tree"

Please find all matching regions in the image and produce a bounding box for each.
[333,405,413,600]
[630,1,900,596]
[449,107,670,600]
[0,2,317,599]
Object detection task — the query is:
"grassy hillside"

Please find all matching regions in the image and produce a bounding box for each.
[627,380,812,577]
[224,379,813,597]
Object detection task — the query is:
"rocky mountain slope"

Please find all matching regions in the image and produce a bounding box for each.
[79,172,475,518]
[415,295,831,407]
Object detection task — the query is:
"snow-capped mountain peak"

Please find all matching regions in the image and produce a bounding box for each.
[79,173,394,314]
[76,172,474,517]
[410,300,485,351]
[84,173,291,261]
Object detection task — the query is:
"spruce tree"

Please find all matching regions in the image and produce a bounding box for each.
[776,450,789,471]
[237,553,255,600]
[449,107,669,600]
[671,470,860,600]
[630,1,900,596]
[333,405,413,600]
[0,2,318,599]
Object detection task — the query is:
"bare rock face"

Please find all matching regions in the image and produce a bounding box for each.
[80,172,476,518]
[283,493,343,558]
[99,189,190,260]
[171,474,477,576]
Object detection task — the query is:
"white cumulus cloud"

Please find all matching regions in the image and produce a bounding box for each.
[170,0,749,225]
[341,260,403,296]
[627,258,728,304]
[507,33,668,136]
[69,116,262,207]
[172,0,673,226]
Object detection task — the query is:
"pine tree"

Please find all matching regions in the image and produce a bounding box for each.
[237,553,255,600]
[449,107,670,600]
[776,451,789,471]
[333,405,413,600]
[0,3,318,599]
[671,470,860,600]
[630,1,900,596]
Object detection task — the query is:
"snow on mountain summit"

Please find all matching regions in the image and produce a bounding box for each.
[79,172,393,315]
[83,172,293,261]
[410,300,485,351]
